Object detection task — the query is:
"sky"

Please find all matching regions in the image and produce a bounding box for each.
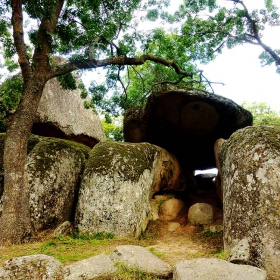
[170,0,280,112]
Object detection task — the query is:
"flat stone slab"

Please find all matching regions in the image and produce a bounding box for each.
[110,245,172,278]
[65,254,116,280]
[173,258,267,280]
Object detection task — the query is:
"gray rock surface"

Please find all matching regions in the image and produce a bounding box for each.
[53,221,73,236]
[227,238,251,265]
[0,254,67,280]
[188,203,213,226]
[124,87,252,170]
[65,254,116,280]
[28,138,90,231]
[173,258,267,280]
[33,57,105,147]
[74,141,185,238]
[110,245,172,278]
[216,126,280,279]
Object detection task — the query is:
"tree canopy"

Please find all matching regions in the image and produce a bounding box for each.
[242,101,280,126]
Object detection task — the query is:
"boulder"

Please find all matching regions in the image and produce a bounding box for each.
[33,57,105,147]
[188,203,213,226]
[110,245,172,278]
[124,87,252,170]
[0,254,67,279]
[173,258,267,280]
[65,254,116,280]
[159,197,184,221]
[53,221,73,236]
[216,126,280,279]
[28,138,90,231]
[74,141,185,238]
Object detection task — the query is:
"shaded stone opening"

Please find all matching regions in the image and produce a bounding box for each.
[32,123,98,148]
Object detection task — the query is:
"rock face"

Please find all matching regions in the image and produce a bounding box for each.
[74,141,185,238]
[0,254,67,280]
[124,87,252,170]
[33,57,105,148]
[173,258,267,280]
[216,126,280,279]
[28,138,90,231]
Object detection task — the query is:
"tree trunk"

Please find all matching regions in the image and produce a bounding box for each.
[0,78,45,244]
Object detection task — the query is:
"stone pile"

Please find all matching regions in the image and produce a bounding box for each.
[0,246,267,280]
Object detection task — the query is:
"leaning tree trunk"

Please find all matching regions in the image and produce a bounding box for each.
[0,79,45,244]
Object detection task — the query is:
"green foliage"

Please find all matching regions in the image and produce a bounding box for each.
[169,0,280,72]
[101,115,124,141]
[70,231,115,241]
[242,101,280,126]
[56,73,77,90]
[0,75,23,132]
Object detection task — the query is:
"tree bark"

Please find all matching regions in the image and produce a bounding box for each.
[0,77,45,244]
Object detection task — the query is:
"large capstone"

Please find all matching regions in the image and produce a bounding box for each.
[124,87,252,170]
[33,57,105,147]
[216,126,280,280]
[74,141,186,238]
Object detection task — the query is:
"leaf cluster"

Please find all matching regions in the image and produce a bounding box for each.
[0,75,23,132]
[242,101,280,126]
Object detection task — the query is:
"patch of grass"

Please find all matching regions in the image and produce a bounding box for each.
[0,232,118,266]
[149,247,166,259]
[110,262,164,280]
[70,231,115,240]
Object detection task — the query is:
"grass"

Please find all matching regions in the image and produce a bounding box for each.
[0,222,226,279]
[0,231,155,267]
[109,262,164,280]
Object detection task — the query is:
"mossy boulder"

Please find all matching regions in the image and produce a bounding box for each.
[74,141,185,238]
[0,135,90,231]
[216,126,280,279]
[28,138,90,231]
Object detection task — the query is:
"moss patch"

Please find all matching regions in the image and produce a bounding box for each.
[85,142,159,182]
[29,137,90,179]
[219,125,280,164]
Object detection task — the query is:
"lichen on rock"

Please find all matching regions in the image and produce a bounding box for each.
[28,137,90,231]
[75,141,184,238]
[216,125,280,280]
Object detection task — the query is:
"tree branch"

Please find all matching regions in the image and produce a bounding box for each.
[33,0,64,70]
[11,0,32,81]
[50,54,194,79]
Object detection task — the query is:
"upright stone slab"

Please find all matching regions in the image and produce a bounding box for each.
[28,138,90,231]
[74,141,184,238]
[216,126,280,280]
